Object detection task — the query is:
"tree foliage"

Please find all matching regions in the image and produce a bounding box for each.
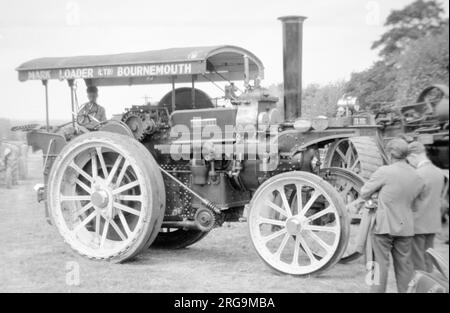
[266,81,346,118]
[395,24,449,103]
[301,82,346,117]
[372,0,447,57]
[345,0,448,108]
[345,61,397,106]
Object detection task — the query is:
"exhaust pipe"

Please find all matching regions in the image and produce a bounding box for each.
[279,16,307,121]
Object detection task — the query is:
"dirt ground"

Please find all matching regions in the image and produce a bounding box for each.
[0,152,448,293]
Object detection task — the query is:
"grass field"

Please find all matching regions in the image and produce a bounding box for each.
[0,152,448,293]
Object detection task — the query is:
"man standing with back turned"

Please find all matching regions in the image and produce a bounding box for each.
[361,138,424,293]
[407,141,445,273]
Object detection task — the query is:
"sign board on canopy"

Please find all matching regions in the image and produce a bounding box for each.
[20,62,203,82]
[16,45,265,85]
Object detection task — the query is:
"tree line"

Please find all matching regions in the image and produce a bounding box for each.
[269,0,449,117]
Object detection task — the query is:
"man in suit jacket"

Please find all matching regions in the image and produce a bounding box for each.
[361,138,424,293]
[407,141,445,272]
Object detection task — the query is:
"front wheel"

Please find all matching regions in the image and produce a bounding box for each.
[47,132,165,262]
[248,171,349,276]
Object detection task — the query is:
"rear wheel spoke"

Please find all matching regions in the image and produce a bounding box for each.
[100,220,110,248]
[350,158,360,171]
[96,147,108,179]
[116,195,143,202]
[75,179,91,194]
[115,160,130,186]
[109,219,127,241]
[69,162,93,183]
[74,202,93,218]
[73,211,97,233]
[113,181,140,195]
[336,147,346,162]
[107,155,123,184]
[114,202,141,216]
[118,210,132,237]
[91,153,98,179]
[61,194,91,202]
[95,214,101,238]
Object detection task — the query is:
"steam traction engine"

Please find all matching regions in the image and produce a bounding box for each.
[16,16,381,276]
[374,85,449,213]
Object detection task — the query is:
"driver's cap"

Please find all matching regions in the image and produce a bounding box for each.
[87,86,98,93]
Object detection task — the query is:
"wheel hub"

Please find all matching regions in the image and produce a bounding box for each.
[91,190,109,208]
[286,216,304,235]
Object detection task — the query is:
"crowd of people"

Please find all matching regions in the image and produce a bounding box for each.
[361,138,446,293]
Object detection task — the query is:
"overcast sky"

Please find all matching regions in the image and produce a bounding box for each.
[0,0,448,120]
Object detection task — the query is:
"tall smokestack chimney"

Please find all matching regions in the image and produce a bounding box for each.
[279,15,307,121]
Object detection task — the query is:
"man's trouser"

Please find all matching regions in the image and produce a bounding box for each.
[370,234,414,293]
[412,234,435,273]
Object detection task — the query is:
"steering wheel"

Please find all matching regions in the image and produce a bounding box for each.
[76,111,101,131]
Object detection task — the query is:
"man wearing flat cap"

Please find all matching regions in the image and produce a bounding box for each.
[77,86,107,129]
[407,141,445,272]
[361,138,424,293]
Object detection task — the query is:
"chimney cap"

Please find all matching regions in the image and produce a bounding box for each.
[278,15,307,23]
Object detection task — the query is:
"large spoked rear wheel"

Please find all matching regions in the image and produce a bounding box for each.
[324,137,384,180]
[248,171,349,276]
[47,132,165,262]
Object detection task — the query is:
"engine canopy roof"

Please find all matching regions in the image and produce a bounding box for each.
[16,45,264,86]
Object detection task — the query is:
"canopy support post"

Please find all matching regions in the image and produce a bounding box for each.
[191,75,196,109]
[171,76,176,112]
[68,79,76,128]
[42,80,50,132]
[244,55,250,89]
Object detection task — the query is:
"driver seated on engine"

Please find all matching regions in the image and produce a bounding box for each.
[77,86,107,129]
